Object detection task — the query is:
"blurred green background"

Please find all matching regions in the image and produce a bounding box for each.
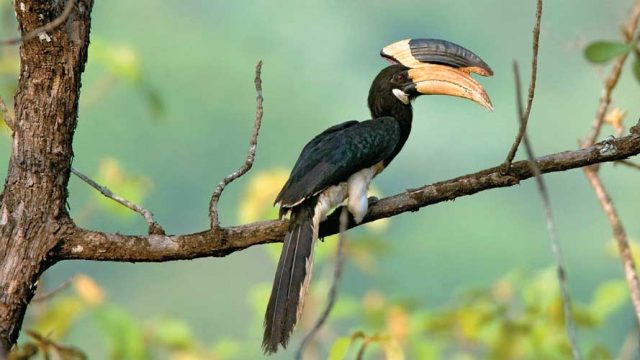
[1,0,640,358]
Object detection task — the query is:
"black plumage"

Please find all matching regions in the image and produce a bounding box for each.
[262,198,317,354]
[262,39,493,355]
[275,118,401,208]
[263,65,413,354]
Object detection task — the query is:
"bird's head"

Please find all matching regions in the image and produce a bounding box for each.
[369,38,493,118]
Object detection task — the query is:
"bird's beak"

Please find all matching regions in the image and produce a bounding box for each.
[405,64,493,111]
[382,38,493,110]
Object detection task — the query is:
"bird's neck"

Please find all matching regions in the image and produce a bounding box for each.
[371,103,413,166]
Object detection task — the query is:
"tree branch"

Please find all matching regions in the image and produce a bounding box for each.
[615,159,640,171]
[56,132,640,262]
[0,0,75,46]
[502,0,542,172]
[582,0,640,148]
[32,278,72,303]
[209,60,264,229]
[579,0,640,333]
[513,63,582,359]
[71,167,165,235]
[583,167,640,328]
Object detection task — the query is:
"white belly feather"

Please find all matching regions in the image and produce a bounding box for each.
[311,165,379,233]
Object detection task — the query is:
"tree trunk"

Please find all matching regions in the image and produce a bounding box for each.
[0,0,93,349]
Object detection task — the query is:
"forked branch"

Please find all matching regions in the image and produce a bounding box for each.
[209,60,264,229]
[58,131,640,262]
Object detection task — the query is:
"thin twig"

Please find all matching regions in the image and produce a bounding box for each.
[32,278,73,303]
[580,0,640,334]
[0,0,75,46]
[584,166,640,329]
[71,167,165,235]
[582,0,640,148]
[209,60,264,229]
[295,208,349,360]
[513,63,582,360]
[615,159,640,171]
[356,339,371,360]
[0,95,15,130]
[502,0,543,172]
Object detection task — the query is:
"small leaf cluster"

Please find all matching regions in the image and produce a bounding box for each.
[585,39,640,84]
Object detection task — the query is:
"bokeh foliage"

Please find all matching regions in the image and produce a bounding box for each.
[1,0,640,359]
[9,171,635,359]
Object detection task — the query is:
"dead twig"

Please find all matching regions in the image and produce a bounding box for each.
[32,279,73,303]
[71,167,165,235]
[295,208,349,360]
[583,166,640,329]
[0,95,15,130]
[209,60,264,229]
[502,0,542,172]
[582,0,640,148]
[0,0,75,46]
[513,63,582,359]
[580,0,640,333]
[615,159,640,171]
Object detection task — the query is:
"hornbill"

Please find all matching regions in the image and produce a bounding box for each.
[262,38,493,354]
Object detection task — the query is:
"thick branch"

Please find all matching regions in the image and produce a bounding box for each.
[56,132,640,262]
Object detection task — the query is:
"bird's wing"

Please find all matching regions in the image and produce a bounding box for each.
[275,117,400,207]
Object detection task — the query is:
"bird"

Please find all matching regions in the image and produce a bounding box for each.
[262,38,494,354]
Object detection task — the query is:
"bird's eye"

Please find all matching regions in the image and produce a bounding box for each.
[393,72,408,83]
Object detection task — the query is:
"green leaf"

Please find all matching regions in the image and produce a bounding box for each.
[152,318,194,350]
[209,338,243,359]
[33,296,87,340]
[590,280,627,320]
[94,305,149,360]
[89,40,142,83]
[633,56,640,84]
[328,336,353,360]
[584,41,632,64]
[586,344,613,360]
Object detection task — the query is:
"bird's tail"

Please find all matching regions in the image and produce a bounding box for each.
[262,197,319,354]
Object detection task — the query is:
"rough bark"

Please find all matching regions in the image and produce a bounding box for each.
[0,0,639,351]
[54,131,640,262]
[0,0,93,349]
